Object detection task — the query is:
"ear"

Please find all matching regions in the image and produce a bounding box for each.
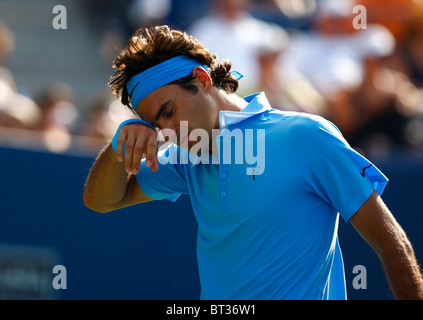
[192,66,213,92]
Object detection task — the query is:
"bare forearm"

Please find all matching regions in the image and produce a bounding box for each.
[84,122,158,212]
[83,143,132,212]
[378,230,423,300]
[351,191,423,300]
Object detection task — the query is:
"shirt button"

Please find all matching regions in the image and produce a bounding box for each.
[220,173,226,179]
[220,191,227,198]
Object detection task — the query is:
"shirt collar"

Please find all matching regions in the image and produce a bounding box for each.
[219,92,271,130]
[190,92,271,165]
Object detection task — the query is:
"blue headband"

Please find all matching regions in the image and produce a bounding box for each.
[126,55,243,111]
[126,55,209,110]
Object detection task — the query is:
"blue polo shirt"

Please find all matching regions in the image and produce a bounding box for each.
[136,92,388,300]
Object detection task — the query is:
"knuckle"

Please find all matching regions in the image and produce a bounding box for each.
[147,135,158,145]
[125,144,134,151]
[146,141,157,149]
[133,144,144,153]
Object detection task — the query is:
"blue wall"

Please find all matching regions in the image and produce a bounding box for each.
[0,146,422,299]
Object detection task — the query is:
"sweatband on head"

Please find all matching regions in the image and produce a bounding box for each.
[126,55,210,111]
[126,55,244,111]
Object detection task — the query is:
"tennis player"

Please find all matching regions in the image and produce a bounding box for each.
[83,25,423,299]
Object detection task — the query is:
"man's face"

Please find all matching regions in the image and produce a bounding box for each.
[135,83,219,150]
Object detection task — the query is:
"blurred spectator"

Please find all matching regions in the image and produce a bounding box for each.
[79,92,116,144]
[0,20,41,130]
[276,0,423,158]
[278,0,396,136]
[189,0,289,99]
[166,0,209,30]
[0,20,14,65]
[32,82,79,153]
[84,0,133,65]
[390,4,423,87]
[0,72,41,129]
[2,0,422,159]
[84,0,133,36]
[346,0,423,157]
[272,0,316,21]
[348,53,423,158]
[360,0,418,42]
[279,0,395,98]
[127,0,172,29]
[79,91,139,149]
[251,0,317,29]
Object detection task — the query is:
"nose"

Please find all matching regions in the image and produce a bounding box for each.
[157,119,178,132]
[156,120,179,141]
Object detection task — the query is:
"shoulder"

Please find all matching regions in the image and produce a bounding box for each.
[263,110,350,153]
[268,110,336,136]
[269,109,322,124]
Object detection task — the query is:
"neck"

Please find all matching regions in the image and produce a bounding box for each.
[216,90,248,115]
[213,90,247,131]
[206,89,247,155]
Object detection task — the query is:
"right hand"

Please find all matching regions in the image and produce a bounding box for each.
[115,123,158,174]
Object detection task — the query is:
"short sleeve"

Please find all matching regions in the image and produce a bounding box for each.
[304,116,388,222]
[136,144,189,202]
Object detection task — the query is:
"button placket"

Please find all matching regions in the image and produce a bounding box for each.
[218,164,230,213]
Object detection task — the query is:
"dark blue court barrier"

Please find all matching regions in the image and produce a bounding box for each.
[0,146,422,299]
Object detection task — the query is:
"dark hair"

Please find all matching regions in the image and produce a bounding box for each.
[108,25,239,112]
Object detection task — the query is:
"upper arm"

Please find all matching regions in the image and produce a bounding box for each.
[303,116,388,222]
[349,190,407,256]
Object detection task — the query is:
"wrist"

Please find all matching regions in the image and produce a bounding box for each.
[111,118,155,153]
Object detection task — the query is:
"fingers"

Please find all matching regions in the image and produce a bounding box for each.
[129,135,147,174]
[116,123,158,174]
[116,130,127,163]
[123,133,141,174]
[144,133,159,172]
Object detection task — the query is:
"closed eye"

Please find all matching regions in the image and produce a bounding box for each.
[155,100,174,122]
[153,103,174,129]
[163,106,175,118]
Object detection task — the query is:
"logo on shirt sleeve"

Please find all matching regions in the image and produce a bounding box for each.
[360,164,372,177]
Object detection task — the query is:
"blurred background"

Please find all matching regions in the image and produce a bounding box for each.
[0,0,422,299]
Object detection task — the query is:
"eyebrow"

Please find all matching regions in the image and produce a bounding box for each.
[155,100,171,122]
